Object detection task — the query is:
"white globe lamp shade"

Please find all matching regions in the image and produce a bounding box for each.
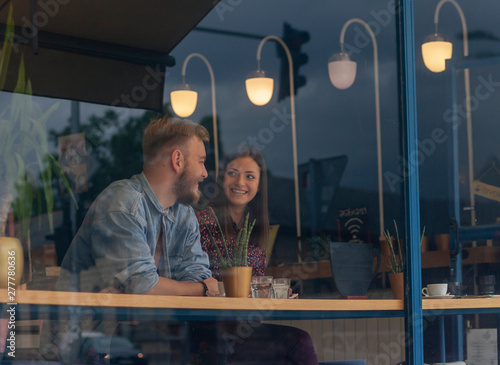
[170,85,198,118]
[245,70,274,106]
[328,53,357,89]
[421,34,452,73]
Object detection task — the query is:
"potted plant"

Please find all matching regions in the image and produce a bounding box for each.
[383,220,425,299]
[0,5,75,284]
[202,207,255,297]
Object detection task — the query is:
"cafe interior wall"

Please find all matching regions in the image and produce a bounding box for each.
[2,0,500,362]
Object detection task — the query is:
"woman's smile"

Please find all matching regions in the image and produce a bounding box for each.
[230,188,248,194]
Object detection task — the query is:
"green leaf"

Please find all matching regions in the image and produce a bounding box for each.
[48,154,78,209]
[243,219,256,265]
[202,215,229,268]
[13,56,27,94]
[40,158,54,231]
[36,102,60,130]
[209,207,230,263]
[0,4,14,90]
[4,153,20,188]
[394,220,403,272]
[0,120,11,148]
[420,226,426,246]
[234,228,244,266]
[36,181,43,230]
[12,174,33,240]
[384,227,400,274]
[237,214,249,266]
[10,130,45,159]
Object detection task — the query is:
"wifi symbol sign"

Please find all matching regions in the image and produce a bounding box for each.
[345,217,363,242]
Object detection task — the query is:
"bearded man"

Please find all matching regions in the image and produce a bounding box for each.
[56,117,219,296]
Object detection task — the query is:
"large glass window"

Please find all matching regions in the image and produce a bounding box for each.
[2,0,500,364]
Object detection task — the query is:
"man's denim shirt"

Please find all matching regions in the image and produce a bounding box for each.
[57,172,212,294]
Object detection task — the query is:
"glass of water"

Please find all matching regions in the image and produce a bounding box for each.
[272,278,291,299]
[251,276,273,298]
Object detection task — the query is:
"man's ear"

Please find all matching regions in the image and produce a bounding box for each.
[171,149,184,173]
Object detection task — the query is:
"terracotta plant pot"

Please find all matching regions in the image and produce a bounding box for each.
[434,233,450,251]
[220,266,252,298]
[389,272,404,299]
[420,236,429,252]
[0,237,24,288]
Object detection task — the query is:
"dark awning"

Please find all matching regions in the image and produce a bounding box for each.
[0,0,218,110]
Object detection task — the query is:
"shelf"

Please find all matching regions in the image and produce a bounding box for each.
[423,297,500,315]
[266,246,500,280]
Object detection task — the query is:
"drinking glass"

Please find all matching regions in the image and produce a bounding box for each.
[272,278,291,299]
[251,276,273,298]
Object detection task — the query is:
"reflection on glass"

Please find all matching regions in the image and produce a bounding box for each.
[170,87,198,117]
[245,70,274,106]
[421,35,452,73]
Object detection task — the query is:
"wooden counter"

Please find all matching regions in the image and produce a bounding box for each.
[1,289,401,311]
[0,289,403,320]
[2,290,500,320]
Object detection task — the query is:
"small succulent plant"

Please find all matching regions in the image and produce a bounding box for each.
[383,220,425,274]
[203,207,256,268]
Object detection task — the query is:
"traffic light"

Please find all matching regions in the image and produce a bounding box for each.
[277,22,310,101]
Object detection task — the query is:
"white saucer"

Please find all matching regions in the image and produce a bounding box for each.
[422,294,455,299]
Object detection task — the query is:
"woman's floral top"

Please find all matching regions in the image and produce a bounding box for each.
[196,207,266,281]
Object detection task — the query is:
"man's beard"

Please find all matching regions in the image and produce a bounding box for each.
[174,169,201,206]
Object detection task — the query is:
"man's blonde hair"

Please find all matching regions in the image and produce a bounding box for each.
[142,117,209,166]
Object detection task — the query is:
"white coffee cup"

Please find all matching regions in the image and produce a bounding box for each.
[422,283,448,297]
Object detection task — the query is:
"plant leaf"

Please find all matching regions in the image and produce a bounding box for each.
[234,228,243,266]
[202,213,229,268]
[40,156,54,231]
[394,220,403,272]
[36,102,60,130]
[209,207,230,263]
[0,4,14,90]
[12,174,33,240]
[242,218,256,266]
[420,226,426,246]
[384,227,400,273]
[48,154,78,209]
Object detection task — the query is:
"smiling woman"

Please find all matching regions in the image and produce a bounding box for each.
[194,146,319,364]
[196,146,269,280]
